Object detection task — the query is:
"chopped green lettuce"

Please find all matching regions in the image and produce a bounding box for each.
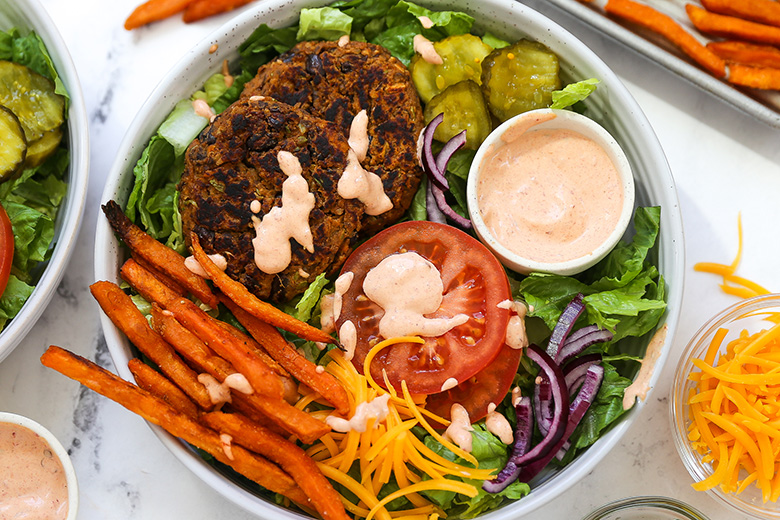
[0,276,34,329]
[550,78,600,110]
[295,273,330,322]
[298,7,353,40]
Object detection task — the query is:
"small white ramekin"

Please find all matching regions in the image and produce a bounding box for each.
[0,412,78,520]
[466,108,634,276]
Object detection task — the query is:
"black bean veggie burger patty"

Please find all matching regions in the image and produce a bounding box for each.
[241,39,425,234]
[179,96,364,303]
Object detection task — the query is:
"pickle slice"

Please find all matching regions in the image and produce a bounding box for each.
[24,126,63,169]
[481,39,561,121]
[0,60,65,142]
[424,80,492,150]
[410,34,493,104]
[0,104,27,183]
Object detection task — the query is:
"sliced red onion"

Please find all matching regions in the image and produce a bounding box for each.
[534,382,554,437]
[482,396,532,493]
[518,364,604,482]
[563,324,599,346]
[563,353,602,397]
[425,179,446,224]
[556,328,613,366]
[545,293,585,359]
[509,345,569,467]
[431,183,472,230]
[420,114,449,190]
[434,129,466,175]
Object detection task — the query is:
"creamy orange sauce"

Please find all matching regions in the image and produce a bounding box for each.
[486,410,514,444]
[623,324,668,410]
[338,34,350,47]
[417,15,434,29]
[338,110,393,216]
[221,59,234,88]
[413,34,443,65]
[184,253,227,278]
[363,252,468,339]
[0,422,69,520]
[477,113,624,264]
[320,294,336,334]
[251,151,316,274]
[498,299,529,350]
[440,377,458,392]
[209,43,219,54]
[192,98,216,122]
[443,404,473,452]
[224,372,253,395]
[339,320,358,361]
[220,433,235,461]
[511,386,522,407]
[325,394,391,433]
[198,373,232,405]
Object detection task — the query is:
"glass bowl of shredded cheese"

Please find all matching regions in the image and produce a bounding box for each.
[581,496,709,520]
[671,293,780,519]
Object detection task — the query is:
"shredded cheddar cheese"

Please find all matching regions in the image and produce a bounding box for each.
[296,337,497,519]
[694,214,771,298]
[686,314,780,501]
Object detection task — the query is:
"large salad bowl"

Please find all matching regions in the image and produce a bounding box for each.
[0,0,89,362]
[95,0,684,517]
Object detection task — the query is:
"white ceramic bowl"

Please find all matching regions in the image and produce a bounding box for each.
[467,108,634,276]
[95,0,684,518]
[0,411,79,520]
[0,0,89,362]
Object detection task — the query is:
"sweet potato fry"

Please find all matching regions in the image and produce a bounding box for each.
[605,0,726,78]
[215,319,289,378]
[707,41,780,69]
[687,4,780,47]
[166,297,285,400]
[131,253,187,296]
[700,0,780,30]
[182,0,255,23]
[190,234,334,344]
[124,0,195,30]
[151,304,328,442]
[121,258,179,307]
[202,412,350,520]
[128,358,199,419]
[90,281,213,411]
[728,63,780,89]
[40,346,308,505]
[222,295,350,415]
[102,201,218,309]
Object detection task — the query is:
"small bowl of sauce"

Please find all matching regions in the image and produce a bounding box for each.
[467,108,634,275]
[0,412,78,520]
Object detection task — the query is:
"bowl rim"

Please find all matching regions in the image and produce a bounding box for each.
[580,495,710,520]
[466,107,635,276]
[670,293,780,519]
[0,0,90,363]
[94,0,685,518]
[0,411,79,520]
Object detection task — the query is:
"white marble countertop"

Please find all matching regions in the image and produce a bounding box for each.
[2,0,780,519]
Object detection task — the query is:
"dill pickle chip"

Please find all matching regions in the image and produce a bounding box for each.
[481,39,561,121]
[24,126,63,169]
[424,80,492,150]
[0,60,65,142]
[0,104,27,183]
[410,34,493,104]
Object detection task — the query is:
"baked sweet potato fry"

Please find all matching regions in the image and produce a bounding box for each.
[166,297,285,400]
[151,304,329,442]
[124,0,194,30]
[728,63,780,90]
[687,4,780,47]
[131,253,187,297]
[700,0,780,29]
[222,295,350,415]
[605,0,726,78]
[182,0,255,23]
[190,234,334,344]
[102,201,218,309]
[90,281,213,411]
[129,358,199,419]
[121,258,180,307]
[40,346,308,505]
[707,41,780,69]
[215,319,289,378]
[203,412,350,520]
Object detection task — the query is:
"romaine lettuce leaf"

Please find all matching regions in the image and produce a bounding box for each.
[4,200,54,280]
[298,7,353,40]
[0,275,34,329]
[550,78,599,110]
[295,273,330,322]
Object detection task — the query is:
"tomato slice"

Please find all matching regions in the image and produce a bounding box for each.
[336,221,511,395]
[425,343,522,424]
[0,201,13,296]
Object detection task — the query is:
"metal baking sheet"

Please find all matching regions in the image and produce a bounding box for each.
[544,0,780,129]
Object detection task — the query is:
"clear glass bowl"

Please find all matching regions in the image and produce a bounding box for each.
[671,293,780,519]
[581,496,709,520]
